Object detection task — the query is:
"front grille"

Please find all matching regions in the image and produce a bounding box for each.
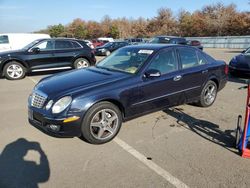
[31,92,47,108]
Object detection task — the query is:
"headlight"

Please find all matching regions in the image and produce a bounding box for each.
[100,48,106,52]
[52,96,72,114]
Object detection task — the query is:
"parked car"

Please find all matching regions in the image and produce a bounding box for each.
[92,39,107,48]
[229,47,250,77]
[149,36,187,45]
[0,33,50,52]
[187,40,203,51]
[0,38,96,80]
[125,38,145,45]
[94,41,129,56]
[28,44,227,144]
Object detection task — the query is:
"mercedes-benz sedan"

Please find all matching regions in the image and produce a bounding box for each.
[28,44,227,144]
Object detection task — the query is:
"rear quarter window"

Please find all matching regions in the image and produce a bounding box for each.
[77,41,91,50]
[72,41,81,48]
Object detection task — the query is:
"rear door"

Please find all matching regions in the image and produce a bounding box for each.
[53,40,78,67]
[176,47,209,101]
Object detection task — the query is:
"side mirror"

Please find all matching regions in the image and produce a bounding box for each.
[144,69,161,78]
[30,47,40,53]
[241,50,246,53]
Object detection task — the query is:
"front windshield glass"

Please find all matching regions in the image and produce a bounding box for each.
[149,37,160,43]
[245,48,250,54]
[149,37,170,44]
[22,40,40,50]
[96,48,154,74]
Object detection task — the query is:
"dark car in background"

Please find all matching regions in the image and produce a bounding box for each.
[28,44,227,144]
[94,41,129,56]
[229,47,250,77]
[125,38,145,45]
[187,40,203,51]
[149,36,187,45]
[0,38,96,80]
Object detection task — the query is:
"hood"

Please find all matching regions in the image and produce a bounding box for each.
[0,49,26,57]
[35,67,130,98]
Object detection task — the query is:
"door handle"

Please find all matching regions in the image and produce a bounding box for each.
[202,70,208,74]
[173,75,182,81]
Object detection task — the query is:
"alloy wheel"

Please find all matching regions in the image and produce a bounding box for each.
[6,64,24,79]
[90,109,119,140]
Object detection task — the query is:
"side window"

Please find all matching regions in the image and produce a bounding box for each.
[0,35,9,44]
[179,48,199,69]
[148,49,177,74]
[197,51,208,65]
[35,40,54,51]
[55,40,73,49]
[72,41,81,48]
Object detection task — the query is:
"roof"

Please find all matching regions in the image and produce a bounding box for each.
[123,44,179,50]
[155,36,185,39]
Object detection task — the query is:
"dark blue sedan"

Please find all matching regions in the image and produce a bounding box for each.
[28,44,227,144]
[229,47,250,77]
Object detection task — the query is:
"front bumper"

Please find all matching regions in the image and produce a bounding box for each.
[28,108,82,138]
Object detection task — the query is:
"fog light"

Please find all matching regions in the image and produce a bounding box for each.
[47,124,60,132]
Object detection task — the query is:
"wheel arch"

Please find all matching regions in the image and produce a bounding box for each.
[72,56,92,66]
[1,58,28,72]
[87,98,126,121]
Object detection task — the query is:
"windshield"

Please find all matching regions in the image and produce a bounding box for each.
[22,40,41,50]
[96,48,154,74]
[245,48,250,54]
[149,37,170,44]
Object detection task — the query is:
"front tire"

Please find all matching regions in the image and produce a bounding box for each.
[81,102,122,144]
[197,80,218,107]
[74,58,90,69]
[3,61,26,80]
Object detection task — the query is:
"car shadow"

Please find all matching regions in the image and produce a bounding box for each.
[164,108,239,155]
[0,138,50,188]
[227,74,249,84]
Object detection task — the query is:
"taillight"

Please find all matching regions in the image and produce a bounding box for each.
[224,64,229,75]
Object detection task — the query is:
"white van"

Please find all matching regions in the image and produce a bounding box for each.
[0,33,51,52]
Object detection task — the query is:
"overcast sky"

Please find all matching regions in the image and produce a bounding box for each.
[0,0,249,33]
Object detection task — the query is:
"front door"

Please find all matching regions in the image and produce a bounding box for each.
[132,48,184,114]
[26,40,55,70]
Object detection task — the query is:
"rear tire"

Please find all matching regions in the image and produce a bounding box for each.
[81,102,122,144]
[3,61,26,80]
[197,80,217,107]
[73,58,90,69]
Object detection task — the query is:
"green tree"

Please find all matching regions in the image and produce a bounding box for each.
[48,24,64,37]
[109,25,119,38]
